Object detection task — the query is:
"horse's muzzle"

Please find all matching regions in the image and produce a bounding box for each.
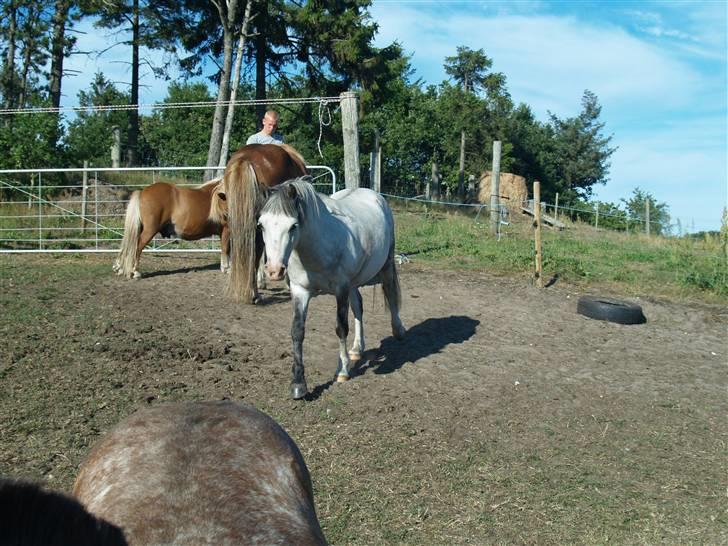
[265,264,286,281]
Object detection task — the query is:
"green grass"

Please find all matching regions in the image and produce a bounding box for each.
[393,205,727,302]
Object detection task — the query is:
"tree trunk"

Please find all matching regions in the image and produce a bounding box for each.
[253,0,268,125]
[218,0,254,169]
[126,0,140,166]
[205,0,238,180]
[2,1,18,112]
[48,0,70,148]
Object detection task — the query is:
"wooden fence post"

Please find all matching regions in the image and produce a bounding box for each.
[645,200,651,236]
[431,162,441,201]
[595,201,599,229]
[490,140,502,235]
[111,126,121,168]
[534,180,543,288]
[340,91,360,190]
[554,192,559,220]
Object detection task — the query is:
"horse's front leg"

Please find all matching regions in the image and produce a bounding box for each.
[348,287,364,362]
[290,284,311,400]
[335,289,352,383]
[220,225,231,273]
[256,249,267,290]
[252,229,265,302]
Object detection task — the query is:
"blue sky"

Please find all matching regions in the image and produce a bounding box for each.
[368,0,727,232]
[62,1,726,232]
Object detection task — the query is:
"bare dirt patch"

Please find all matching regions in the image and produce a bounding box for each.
[1,253,726,544]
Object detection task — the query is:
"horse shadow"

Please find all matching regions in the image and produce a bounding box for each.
[142,262,221,278]
[307,315,480,400]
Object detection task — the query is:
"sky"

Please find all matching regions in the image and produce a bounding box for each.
[61,0,727,232]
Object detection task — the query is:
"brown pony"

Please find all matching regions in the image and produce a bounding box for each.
[222,143,307,303]
[73,401,327,546]
[114,178,228,279]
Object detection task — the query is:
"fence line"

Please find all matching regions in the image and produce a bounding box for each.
[0,165,335,253]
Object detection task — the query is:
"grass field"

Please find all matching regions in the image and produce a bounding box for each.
[392,203,727,303]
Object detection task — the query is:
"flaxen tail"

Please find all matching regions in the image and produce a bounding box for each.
[116,191,142,278]
[225,158,265,303]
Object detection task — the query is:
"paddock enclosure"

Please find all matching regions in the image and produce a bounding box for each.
[1,253,726,544]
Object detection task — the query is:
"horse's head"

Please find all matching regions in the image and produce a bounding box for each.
[259,182,301,281]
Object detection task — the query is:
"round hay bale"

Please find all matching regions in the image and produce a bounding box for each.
[478,172,528,211]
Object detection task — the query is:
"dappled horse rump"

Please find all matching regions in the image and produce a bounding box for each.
[73,400,327,546]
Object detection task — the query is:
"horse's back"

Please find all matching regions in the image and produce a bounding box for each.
[230,144,307,186]
[73,401,326,546]
[316,188,394,287]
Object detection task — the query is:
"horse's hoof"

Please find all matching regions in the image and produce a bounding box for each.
[132,271,142,279]
[394,325,406,340]
[348,351,362,362]
[290,383,308,400]
[336,374,349,383]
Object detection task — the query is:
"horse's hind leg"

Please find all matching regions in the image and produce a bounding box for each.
[348,287,364,362]
[381,257,406,339]
[132,226,157,279]
[335,289,352,383]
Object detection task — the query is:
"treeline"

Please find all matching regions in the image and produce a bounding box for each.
[0,0,673,234]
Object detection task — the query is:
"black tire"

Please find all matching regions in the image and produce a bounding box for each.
[576,296,647,325]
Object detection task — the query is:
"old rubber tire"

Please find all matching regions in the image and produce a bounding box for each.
[577,296,646,325]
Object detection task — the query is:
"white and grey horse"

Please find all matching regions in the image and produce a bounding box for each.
[258,177,406,399]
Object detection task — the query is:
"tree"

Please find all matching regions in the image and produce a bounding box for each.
[65,72,129,166]
[141,82,215,167]
[81,0,181,166]
[548,90,616,201]
[622,187,671,236]
[443,46,507,199]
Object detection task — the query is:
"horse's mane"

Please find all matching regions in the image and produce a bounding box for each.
[278,143,308,174]
[195,176,223,190]
[208,178,227,225]
[262,177,321,223]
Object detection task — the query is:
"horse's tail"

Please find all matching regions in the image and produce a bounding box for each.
[382,208,402,313]
[225,159,265,303]
[116,190,142,278]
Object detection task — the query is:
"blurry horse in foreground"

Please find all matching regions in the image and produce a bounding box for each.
[258,177,406,399]
[114,178,228,279]
[0,477,128,545]
[73,401,327,546]
[222,143,307,303]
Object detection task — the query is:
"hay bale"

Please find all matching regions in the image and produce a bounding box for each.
[477,172,528,210]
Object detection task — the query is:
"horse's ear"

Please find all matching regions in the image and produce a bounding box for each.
[286,183,298,201]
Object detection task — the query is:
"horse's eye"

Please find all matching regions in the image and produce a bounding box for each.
[289,223,298,232]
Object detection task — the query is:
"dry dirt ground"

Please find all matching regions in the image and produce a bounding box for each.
[1,253,726,544]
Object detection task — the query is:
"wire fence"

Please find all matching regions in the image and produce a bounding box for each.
[0,165,335,253]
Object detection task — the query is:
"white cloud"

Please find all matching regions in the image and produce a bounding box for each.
[370,3,726,230]
[371,6,701,119]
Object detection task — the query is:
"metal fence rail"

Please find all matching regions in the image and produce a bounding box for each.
[0,165,335,253]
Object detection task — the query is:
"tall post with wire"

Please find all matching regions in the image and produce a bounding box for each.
[340,91,360,189]
[490,140,502,236]
[534,180,544,288]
